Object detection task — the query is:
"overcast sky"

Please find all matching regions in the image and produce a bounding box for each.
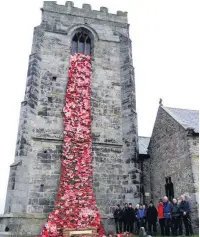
[0,0,199,213]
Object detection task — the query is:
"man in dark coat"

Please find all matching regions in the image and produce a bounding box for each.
[122,203,129,232]
[146,201,158,235]
[126,203,136,233]
[113,204,123,233]
[143,204,147,230]
[177,200,183,235]
[171,198,181,236]
[179,195,193,236]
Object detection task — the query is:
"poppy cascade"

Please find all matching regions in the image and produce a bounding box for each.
[38,54,104,237]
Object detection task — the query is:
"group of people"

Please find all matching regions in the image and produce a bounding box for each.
[113,195,194,236]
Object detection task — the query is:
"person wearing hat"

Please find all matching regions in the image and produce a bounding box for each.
[113,204,123,234]
[126,203,136,233]
[122,203,129,232]
[146,201,158,235]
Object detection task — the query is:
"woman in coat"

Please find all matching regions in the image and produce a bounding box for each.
[157,199,165,236]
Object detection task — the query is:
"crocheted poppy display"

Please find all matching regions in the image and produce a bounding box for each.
[38,54,104,237]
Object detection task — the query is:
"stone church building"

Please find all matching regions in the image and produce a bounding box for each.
[0,1,199,236]
[139,103,199,231]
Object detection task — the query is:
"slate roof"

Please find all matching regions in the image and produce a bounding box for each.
[138,136,150,155]
[162,106,199,133]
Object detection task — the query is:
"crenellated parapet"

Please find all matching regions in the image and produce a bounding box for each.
[42,1,128,24]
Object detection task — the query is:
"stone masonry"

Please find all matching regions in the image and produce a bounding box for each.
[138,136,151,204]
[148,105,199,233]
[0,2,139,236]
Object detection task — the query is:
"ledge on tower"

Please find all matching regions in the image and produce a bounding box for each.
[43,1,128,24]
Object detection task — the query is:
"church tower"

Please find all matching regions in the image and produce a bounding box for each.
[0,2,140,235]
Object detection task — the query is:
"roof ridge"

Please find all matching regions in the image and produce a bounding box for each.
[163,106,199,112]
[161,106,199,133]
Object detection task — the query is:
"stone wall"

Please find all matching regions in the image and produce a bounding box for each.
[148,106,199,232]
[1,2,139,235]
[26,140,62,214]
[141,157,151,204]
[188,135,199,208]
[0,213,47,236]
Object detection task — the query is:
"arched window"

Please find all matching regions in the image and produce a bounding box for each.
[165,177,174,201]
[71,32,91,55]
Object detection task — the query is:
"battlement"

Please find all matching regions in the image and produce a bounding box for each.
[42,1,128,24]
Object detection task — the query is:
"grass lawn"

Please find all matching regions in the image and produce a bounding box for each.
[132,236,199,237]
